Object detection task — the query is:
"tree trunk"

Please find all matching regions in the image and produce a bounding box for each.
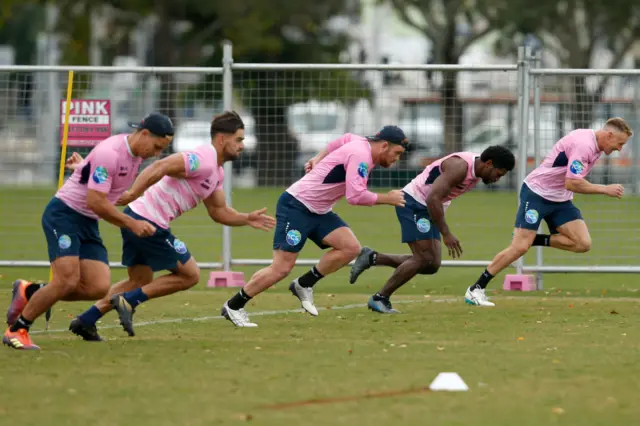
[150,1,177,153]
[442,72,464,153]
[157,74,177,124]
[252,72,299,187]
[438,22,463,154]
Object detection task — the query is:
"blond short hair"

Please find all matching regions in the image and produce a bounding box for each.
[605,117,633,137]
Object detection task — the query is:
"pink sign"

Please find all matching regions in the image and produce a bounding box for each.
[60,99,111,147]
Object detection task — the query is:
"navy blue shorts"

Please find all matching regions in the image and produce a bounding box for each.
[515,183,583,234]
[41,197,108,264]
[273,192,348,253]
[121,207,192,272]
[396,192,441,243]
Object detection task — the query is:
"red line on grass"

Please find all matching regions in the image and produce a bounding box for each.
[260,387,431,410]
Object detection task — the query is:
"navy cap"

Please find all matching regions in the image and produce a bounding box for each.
[366,125,408,148]
[128,112,175,138]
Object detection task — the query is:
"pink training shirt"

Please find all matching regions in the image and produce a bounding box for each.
[404,152,480,209]
[287,133,378,214]
[524,129,602,202]
[56,134,143,220]
[129,143,224,229]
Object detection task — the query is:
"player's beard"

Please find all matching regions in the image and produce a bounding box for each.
[226,151,242,161]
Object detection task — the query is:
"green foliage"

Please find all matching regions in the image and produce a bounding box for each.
[0,2,45,64]
[26,0,370,113]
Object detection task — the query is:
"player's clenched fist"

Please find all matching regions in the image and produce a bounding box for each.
[387,189,406,207]
[604,184,624,199]
[65,152,84,171]
[129,219,156,237]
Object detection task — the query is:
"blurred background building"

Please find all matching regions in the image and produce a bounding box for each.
[0,0,638,188]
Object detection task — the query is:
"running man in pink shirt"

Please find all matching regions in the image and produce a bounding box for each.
[349,146,515,313]
[69,111,275,340]
[222,126,409,327]
[466,117,632,306]
[4,113,173,350]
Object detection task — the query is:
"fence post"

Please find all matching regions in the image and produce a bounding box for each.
[222,40,234,271]
[514,46,529,275]
[531,51,544,290]
[515,46,527,274]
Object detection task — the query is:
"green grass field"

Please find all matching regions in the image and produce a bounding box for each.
[0,187,639,425]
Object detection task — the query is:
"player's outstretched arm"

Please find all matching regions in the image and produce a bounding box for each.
[374,190,406,207]
[344,153,405,207]
[565,178,624,198]
[203,190,276,231]
[86,190,155,237]
[83,145,155,236]
[426,157,467,258]
[117,153,188,206]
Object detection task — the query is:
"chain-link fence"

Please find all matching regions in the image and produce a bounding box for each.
[524,61,640,282]
[0,44,638,285]
[0,66,224,268]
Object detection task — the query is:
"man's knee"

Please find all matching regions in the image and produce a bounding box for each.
[510,239,531,257]
[52,260,81,293]
[271,256,296,280]
[573,236,592,253]
[179,265,201,289]
[340,240,362,261]
[418,260,440,275]
[91,280,110,298]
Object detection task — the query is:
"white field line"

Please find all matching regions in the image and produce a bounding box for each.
[31,294,640,335]
[32,297,449,335]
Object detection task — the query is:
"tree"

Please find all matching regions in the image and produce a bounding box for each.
[493,0,640,128]
[11,0,368,185]
[0,2,45,121]
[387,0,500,153]
[198,0,369,186]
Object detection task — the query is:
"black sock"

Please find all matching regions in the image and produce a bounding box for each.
[10,315,33,332]
[471,269,494,290]
[227,289,252,310]
[298,266,324,288]
[25,282,45,300]
[532,234,551,247]
[369,251,377,266]
[373,292,389,301]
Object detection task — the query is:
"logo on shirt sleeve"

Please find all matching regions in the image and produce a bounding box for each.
[357,162,369,178]
[92,166,108,184]
[569,160,585,175]
[187,153,200,172]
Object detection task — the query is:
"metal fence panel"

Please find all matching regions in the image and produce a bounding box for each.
[0,66,224,267]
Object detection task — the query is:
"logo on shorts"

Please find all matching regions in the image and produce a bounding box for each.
[286,229,302,246]
[92,166,108,184]
[173,238,187,254]
[187,153,200,172]
[416,218,431,233]
[569,160,584,175]
[58,234,71,250]
[357,162,369,178]
[525,209,539,224]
